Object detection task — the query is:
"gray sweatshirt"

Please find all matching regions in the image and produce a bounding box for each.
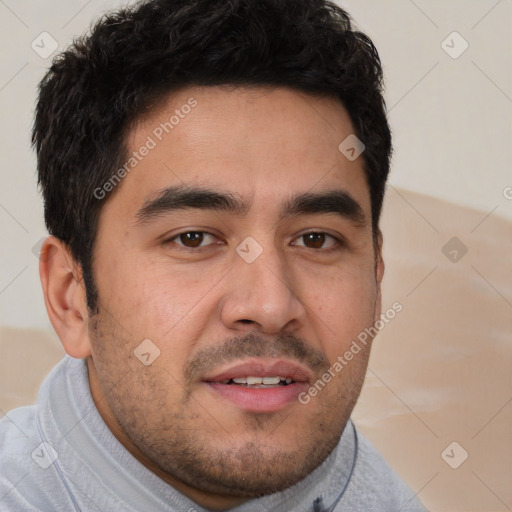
[0,357,427,511]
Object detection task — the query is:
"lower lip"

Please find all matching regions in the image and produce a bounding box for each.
[206,382,309,413]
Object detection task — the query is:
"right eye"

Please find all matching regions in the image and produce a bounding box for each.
[166,231,221,249]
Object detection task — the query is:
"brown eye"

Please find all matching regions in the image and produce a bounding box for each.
[166,231,222,251]
[303,233,326,249]
[174,231,211,248]
[292,232,339,250]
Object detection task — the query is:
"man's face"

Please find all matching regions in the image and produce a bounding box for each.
[87,86,383,504]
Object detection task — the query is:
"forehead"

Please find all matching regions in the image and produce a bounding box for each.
[108,85,370,220]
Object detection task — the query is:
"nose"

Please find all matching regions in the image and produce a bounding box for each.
[219,243,306,335]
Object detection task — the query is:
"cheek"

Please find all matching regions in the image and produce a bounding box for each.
[93,251,224,375]
[299,261,378,354]
[95,250,209,331]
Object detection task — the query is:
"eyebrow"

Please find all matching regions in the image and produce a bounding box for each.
[135,185,367,227]
[281,190,367,227]
[136,185,249,223]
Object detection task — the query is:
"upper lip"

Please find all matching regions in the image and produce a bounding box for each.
[202,358,313,383]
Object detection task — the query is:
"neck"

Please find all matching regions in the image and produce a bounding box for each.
[86,357,246,511]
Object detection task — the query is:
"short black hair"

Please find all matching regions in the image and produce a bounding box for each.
[33,0,392,312]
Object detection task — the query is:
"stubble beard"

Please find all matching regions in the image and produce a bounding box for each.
[88,311,370,498]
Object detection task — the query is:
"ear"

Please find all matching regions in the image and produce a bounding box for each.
[373,230,385,324]
[39,236,91,358]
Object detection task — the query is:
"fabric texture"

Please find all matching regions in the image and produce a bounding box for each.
[0,356,427,512]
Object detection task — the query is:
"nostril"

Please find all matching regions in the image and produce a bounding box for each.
[239,319,254,324]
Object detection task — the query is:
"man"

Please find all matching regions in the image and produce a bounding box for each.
[0,0,426,510]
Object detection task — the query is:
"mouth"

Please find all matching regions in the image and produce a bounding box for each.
[217,376,295,387]
[202,359,311,413]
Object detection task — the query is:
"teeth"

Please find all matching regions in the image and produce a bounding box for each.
[246,376,263,385]
[227,376,294,385]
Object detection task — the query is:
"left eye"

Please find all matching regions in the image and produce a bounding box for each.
[292,232,338,250]
[169,231,219,248]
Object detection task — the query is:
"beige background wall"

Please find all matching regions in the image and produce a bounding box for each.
[0,1,511,511]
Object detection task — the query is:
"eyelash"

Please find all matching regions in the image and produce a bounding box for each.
[165,231,344,252]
